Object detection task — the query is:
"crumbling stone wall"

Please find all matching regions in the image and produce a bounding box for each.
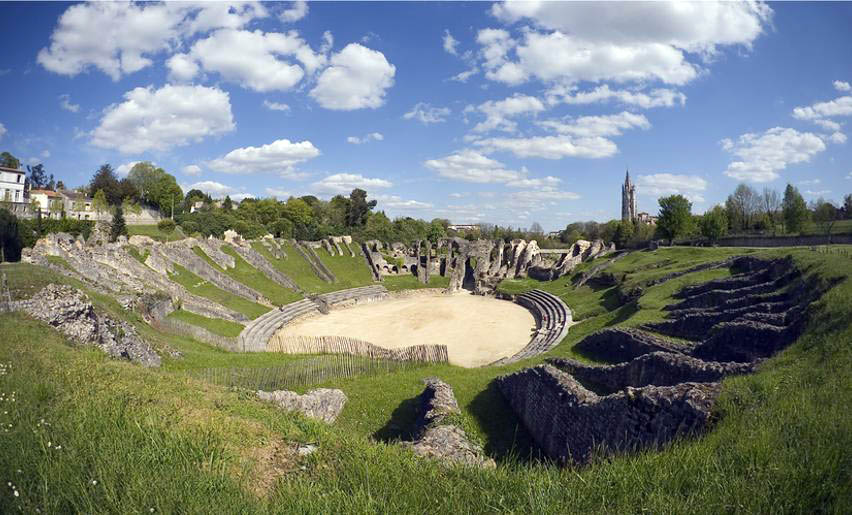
[405,378,495,468]
[257,388,347,423]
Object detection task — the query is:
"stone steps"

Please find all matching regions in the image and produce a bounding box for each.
[500,289,572,363]
[238,299,320,352]
[316,285,388,307]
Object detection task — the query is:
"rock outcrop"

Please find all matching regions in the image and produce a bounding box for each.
[22,284,161,367]
[406,378,495,468]
[257,388,347,424]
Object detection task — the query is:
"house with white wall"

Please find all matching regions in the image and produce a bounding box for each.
[29,189,64,218]
[0,165,26,204]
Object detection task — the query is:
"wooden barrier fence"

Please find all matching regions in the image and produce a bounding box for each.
[153,317,241,352]
[267,334,449,363]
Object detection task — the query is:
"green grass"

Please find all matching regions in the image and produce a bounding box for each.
[2,247,850,512]
[127,224,184,242]
[166,263,270,320]
[313,247,376,290]
[251,241,338,294]
[125,245,149,264]
[44,255,72,270]
[383,274,450,291]
[166,309,244,337]
[192,245,302,307]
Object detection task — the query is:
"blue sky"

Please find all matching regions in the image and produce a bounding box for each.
[1,1,850,230]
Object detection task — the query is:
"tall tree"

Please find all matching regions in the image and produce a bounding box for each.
[657,194,693,241]
[222,195,233,211]
[109,205,127,242]
[346,188,376,227]
[782,184,808,233]
[700,205,728,242]
[725,183,760,232]
[844,194,852,219]
[89,164,122,205]
[92,189,108,216]
[0,209,23,262]
[26,163,50,189]
[529,221,544,235]
[0,151,21,169]
[811,199,838,239]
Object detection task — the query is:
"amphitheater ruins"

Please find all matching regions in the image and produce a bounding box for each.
[7,222,832,468]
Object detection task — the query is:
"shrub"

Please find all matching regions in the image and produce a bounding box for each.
[157,219,176,234]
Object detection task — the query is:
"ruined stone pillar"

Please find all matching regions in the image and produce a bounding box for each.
[424,241,432,284]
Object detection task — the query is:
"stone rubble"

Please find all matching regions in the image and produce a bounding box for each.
[257,388,347,424]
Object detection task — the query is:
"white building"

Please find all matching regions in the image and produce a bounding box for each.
[29,189,64,218]
[0,165,25,204]
[59,190,95,220]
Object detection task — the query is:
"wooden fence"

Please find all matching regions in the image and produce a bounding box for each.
[153,317,241,352]
[186,353,435,391]
[267,334,449,363]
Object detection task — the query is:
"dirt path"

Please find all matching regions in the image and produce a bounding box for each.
[276,292,536,367]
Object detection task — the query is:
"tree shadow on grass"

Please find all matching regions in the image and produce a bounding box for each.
[373,394,420,443]
[466,379,548,464]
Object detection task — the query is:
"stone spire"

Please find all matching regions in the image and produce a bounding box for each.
[621,169,637,222]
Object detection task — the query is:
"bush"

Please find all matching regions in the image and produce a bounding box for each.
[157,219,176,233]
[180,220,199,236]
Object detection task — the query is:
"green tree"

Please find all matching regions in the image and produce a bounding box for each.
[88,164,122,205]
[27,163,51,190]
[725,183,759,233]
[92,189,108,217]
[613,220,634,248]
[782,184,808,233]
[0,151,21,169]
[361,211,394,242]
[657,194,693,241]
[157,219,176,234]
[222,195,233,211]
[109,205,127,242]
[427,219,446,244]
[811,199,838,239]
[700,205,728,242]
[843,194,852,219]
[0,209,23,262]
[346,188,377,227]
[127,161,160,204]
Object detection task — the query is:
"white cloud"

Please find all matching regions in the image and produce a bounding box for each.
[92,84,234,154]
[834,80,851,92]
[280,1,308,23]
[265,187,292,198]
[830,132,847,144]
[423,149,560,187]
[310,43,395,110]
[792,95,852,121]
[472,94,545,133]
[475,135,618,159]
[58,93,80,113]
[448,192,468,199]
[263,100,291,112]
[721,127,827,183]
[403,102,451,124]
[509,188,581,206]
[312,173,393,194]
[443,29,459,55]
[812,119,841,132]
[40,150,50,159]
[182,164,202,176]
[38,2,268,80]
[804,189,830,197]
[450,68,478,83]
[0,122,6,140]
[374,194,433,210]
[481,1,771,87]
[188,180,239,196]
[546,84,686,109]
[537,111,650,138]
[798,179,821,186]
[165,53,199,82]
[346,132,384,144]
[116,161,141,177]
[636,173,707,202]
[208,138,320,174]
[180,29,325,92]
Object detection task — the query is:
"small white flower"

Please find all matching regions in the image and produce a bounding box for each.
[13,490,19,497]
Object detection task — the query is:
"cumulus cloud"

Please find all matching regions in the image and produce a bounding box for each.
[0,122,6,140]
[374,194,433,210]
[475,135,617,159]
[208,138,320,175]
[91,84,235,154]
[424,149,560,187]
[443,29,459,55]
[38,2,268,80]
[175,29,325,92]
[792,95,852,121]
[403,102,451,124]
[263,100,291,111]
[479,1,772,87]
[636,173,707,202]
[310,43,395,110]
[265,187,292,198]
[721,127,827,183]
[346,132,384,144]
[187,180,240,197]
[471,94,545,133]
[537,111,650,138]
[58,93,80,113]
[115,161,141,177]
[280,1,308,22]
[311,173,393,194]
[182,164,202,176]
[450,68,478,83]
[834,80,851,92]
[546,84,686,109]
[830,132,847,144]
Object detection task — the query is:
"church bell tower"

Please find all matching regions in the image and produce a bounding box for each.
[621,169,637,222]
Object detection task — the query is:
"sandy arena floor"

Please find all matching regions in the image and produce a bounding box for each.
[275,292,537,367]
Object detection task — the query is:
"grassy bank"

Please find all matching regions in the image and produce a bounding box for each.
[127,224,184,242]
[383,274,450,291]
[1,247,850,512]
[166,309,244,337]
[166,263,270,320]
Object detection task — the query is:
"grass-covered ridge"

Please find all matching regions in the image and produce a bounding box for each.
[127,224,184,242]
[1,247,849,512]
[166,262,270,320]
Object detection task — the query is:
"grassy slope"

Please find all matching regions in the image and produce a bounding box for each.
[167,309,244,338]
[252,241,337,294]
[166,263,270,320]
[127,224,184,242]
[383,274,450,291]
[2,247,850,512]
[192,245,302,307]
[312,247,375,290]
